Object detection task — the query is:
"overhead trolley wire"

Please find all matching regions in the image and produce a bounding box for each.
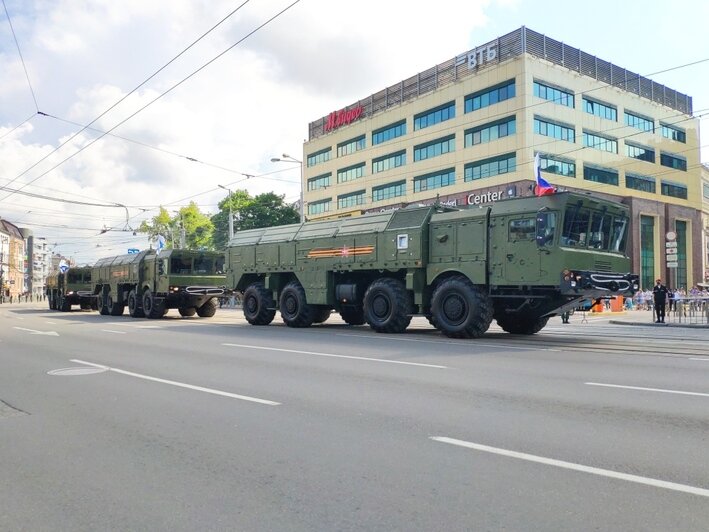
[2,0,39,112]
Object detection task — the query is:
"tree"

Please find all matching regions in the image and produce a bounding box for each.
[138,207,174,247]
[138,203,214,250]
[211,190,299,250]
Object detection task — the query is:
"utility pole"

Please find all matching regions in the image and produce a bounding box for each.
[218,185,234,241]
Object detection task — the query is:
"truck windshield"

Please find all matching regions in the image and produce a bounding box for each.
[561,205,628,253]
[193,256,213,274]
[171,257,192,274]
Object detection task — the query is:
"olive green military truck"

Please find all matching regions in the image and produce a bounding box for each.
[46,266,97,311]
[92,249,226,318]
[226,192,638,338]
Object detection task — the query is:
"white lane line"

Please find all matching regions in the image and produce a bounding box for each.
[690,358,709,362]
[101,329,127,335]
[137,325,161,329]
[586,382,709,398]
[46,321,57,324]
[431,436,709,498]
[70,359,280,406]
[222,343,447,369]
[335,332,560,352]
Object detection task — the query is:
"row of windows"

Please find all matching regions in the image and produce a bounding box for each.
[534,117,575,142]
[583,131,618,153]
[307,149,331,168]
[337,135,365,157]
[413,168,455,193]
[413,135,455,161]
[414,102,455,130]
[626,142,655,163]
[539,154,575,177]
[583,165,687,198]
[625,111,654,133]
[534,81,574,108]
[583,97,617,121]
[372,150,406,174]
[464,116,516,147]
[337,163,365,183]
[372,120,407,145]
[465,153,516,181]
[464,80,516,113]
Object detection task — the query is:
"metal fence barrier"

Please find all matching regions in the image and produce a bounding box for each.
[667,297,709,325]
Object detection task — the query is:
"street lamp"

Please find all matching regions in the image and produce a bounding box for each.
[271,153,304,222]
[218,184,234,241]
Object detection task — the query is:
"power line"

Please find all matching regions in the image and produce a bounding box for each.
[2,0,38,112]
[0,112,37,141]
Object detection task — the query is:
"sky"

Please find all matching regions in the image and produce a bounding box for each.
[1,0,707,265]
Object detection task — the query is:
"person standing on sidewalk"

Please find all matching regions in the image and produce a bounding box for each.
[653,278,669,323]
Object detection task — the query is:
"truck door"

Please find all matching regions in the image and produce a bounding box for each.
[497,214,541,283]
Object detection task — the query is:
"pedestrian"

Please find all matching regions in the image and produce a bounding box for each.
[561,310,571,324]
[653,278,669,323]
[668,289,675,312]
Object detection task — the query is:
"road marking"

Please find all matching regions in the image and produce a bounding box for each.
[430,436,709,498]
[222,343,447,369]
[13,326,59,336]
[101,329,127,334]
[690,358,709,362]
[137,325,161,329]
[586,382,709,398]
[46,321,57,324]
[70,359,280,406]
[335,333,559,351]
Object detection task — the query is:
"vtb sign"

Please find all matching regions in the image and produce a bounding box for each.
[324,105,364,132]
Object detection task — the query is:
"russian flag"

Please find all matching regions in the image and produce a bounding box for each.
[534,153,556,197]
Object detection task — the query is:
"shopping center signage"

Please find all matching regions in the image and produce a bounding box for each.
[456,43,498,70]
[324,105,364,132]
[466,190,506,205]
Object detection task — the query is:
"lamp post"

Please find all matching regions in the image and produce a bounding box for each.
[218,184,234,241]
[271,153,304,222]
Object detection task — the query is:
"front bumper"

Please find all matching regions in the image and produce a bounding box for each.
[560,270,639,297]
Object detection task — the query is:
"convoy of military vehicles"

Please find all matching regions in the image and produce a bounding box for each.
[47,191,639,337]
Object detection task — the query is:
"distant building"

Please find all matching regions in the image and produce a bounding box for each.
[32,237,51,298]
[702,164,709,283]
[0,218,26,300]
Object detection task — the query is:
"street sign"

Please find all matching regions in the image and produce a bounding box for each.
[665,247,678,255]
[666,231,677,241]
[665,241,677,248]
[667,262,679,268]
[127,248,139,254]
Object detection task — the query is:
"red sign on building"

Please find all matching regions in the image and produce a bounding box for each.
[324,105,364,132]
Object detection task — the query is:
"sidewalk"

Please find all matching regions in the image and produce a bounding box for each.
[607,310,709,329]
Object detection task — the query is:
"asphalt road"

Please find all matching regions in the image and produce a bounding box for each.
[1,302,708,531]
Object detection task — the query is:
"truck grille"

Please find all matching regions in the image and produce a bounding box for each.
[594,260,612,272]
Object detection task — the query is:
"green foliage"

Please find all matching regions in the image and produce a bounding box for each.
[138,203,214,250]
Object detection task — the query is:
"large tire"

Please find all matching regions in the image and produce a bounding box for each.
[340,307,365,325]
[143,289,164,319]
[98,292,110,315]
[178,307,197,317]
[312,307,332,324]
[279,282,314,328]
[60,295,71,312]
[363,278,412,333]
[47,294,53,310]
[108,294,124,316]
[242,282,276,326]
[196,298,217,318]
[128,290,145,318]
[496,314,549,335]
[430,277,493,339]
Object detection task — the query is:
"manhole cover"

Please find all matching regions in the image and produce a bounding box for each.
[48,367,108,376]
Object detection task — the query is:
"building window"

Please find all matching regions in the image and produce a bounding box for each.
[676,220,688,290]
[414,135,455,162]
[660,152,687,171]
[307,148,331,167]
[337,190,365,210]
[626,173,656,193]
[661,181,688,199]
[583,97,617,121]
[640,215,655,290]
[308,198,331,216]
[464,80,515,113]
[464,153,516,181]
[307,172,331,191]
[533,81,574,108]
[372,180,406,202]
[534,117,575,142]
[337,135,365,157]
[625,142,655,163]
[539,153,575,177]
[583,165,618,186]
[703,183,709,200]
[413,168,455,193]
[372,150,406,174]
[337,163,365,183]
[464,116,516,147]
[624,111,654,132]
[414,101,455,130]
[661,123,686,143]
[372,120,406,145]
[583,131,617,153]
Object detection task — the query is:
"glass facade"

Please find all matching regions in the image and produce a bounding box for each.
[675,220,687,290]
[626,173,656,193]
[307,172,331,191]
[372,120,406,145]
[534,117,575,142]
[660,152,687,171]
[337,163,365,183]
[583,165,618,186]
[464,153,516,181]
[624,111,654,132]
[661,181,688,199]
[583,97,617,121]
[661,123,686,143]
[307,148,331,167]
[583,131,618,153]
[372,180,406,202]
[414,135,455,162]
[464,116,516,147]
[414,101,455,130]
[337,190,365,210]
[533,81,574,107]
[625,142,655,163]
[464,80,515,113]
[308,198,331,216]
[372,150,406,174]
[640,215,655,290]
[540,154,575,177]
[337,135,365,157]
[413,168,455,193]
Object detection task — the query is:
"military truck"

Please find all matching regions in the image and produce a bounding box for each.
[226,192,639,338]
[46,266,97,311]
[92,249,226,318]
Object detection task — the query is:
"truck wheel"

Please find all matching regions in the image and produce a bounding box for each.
[60,295,71,312]
[142,289,164,319]
[47,294,53,310]
[196,298,217,318]
[312,307,332,324]
[178,307,197,317]
[363,278,412,333]
[128,290,145,318]
[339,307,365,325]
[430,277,493,339]
[98,293,110,315]
[108,294,124,316]
[496,314,549,335]
[243,282,276,326]
[279,282,314,328]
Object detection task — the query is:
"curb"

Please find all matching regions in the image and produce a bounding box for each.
[609,319,709,329]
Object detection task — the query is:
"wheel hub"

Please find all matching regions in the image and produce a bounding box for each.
[284,295,297,315]
[372,294,390,319]
[443,294,466,324]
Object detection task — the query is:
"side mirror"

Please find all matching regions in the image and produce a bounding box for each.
[158,260,166,275]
